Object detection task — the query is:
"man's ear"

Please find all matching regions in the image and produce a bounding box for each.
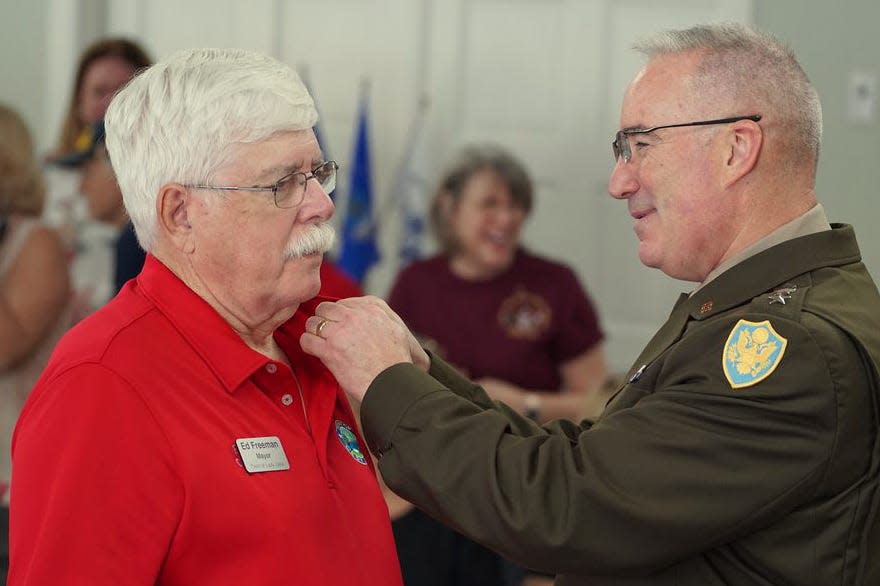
[157,183,195,254]
[722,119,763,187]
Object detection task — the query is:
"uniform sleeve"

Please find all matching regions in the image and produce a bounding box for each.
[551,267,604,363]
[361,314,844,576]
[9,364,183,585]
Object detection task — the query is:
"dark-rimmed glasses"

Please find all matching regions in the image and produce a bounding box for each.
[612,115,761,163]
[183,160,339,208]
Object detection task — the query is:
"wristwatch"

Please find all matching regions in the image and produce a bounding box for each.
[523,393,542,422]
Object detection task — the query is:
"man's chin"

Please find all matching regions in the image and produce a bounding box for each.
[638,245,661,270]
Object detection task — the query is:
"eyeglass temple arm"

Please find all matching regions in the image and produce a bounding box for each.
[639,114,762,134]
[183,185,275,192]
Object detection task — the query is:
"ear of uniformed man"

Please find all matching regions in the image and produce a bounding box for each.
[301,296,430,401]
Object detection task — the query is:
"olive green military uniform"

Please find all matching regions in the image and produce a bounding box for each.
[361,224,880,585]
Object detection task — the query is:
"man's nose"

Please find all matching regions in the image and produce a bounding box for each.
[303,179,335,220]
[608,158,638,200]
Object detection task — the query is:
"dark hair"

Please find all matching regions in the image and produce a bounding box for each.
[53,38,152,156]
[430,144,533,253]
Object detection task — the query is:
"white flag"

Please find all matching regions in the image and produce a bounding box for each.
[393,96,432,266]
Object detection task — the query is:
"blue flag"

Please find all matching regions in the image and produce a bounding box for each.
[336,88,380,283]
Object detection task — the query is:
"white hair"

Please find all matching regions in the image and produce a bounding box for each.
[634,23,822,174]
[104,48,318,251]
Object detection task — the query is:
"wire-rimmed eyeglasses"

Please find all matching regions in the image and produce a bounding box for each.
[612,115,762,163]
[183,160,339,208]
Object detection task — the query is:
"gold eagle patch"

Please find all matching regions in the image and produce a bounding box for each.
[722,319,788,389]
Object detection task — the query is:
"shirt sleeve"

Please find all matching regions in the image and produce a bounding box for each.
[10,363,183,585]
[551,267,604,363]
[362,314,845,576]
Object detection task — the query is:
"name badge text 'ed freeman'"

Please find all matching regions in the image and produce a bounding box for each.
[235,436,290,473]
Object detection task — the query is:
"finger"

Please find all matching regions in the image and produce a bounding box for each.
[343,295,407,327]
[314,300,354,323]
[304,315,333,338]
[299,330,327,356]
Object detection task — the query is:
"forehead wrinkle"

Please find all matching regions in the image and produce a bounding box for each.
[255,154,324,183]
[256,162,299,182]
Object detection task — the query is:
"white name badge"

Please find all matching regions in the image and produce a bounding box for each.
[235,436,290,474]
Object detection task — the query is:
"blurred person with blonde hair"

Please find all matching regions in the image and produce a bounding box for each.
[0,104,70,585]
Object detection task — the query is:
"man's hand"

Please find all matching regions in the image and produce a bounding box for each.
[300,296,430,402]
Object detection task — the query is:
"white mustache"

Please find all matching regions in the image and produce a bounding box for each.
[284,223,336,259]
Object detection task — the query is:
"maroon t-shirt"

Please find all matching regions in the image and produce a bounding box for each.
[388,249,603,391]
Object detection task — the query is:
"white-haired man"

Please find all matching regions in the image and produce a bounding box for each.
[299,24,880,585]
[9,49,403,586]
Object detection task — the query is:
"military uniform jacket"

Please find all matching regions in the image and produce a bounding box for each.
[361,224,880,585]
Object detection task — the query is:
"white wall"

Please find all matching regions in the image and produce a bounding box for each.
[0,0,49,149]
[757,0,880,284]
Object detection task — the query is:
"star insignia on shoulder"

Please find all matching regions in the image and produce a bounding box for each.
[768,285,797,305]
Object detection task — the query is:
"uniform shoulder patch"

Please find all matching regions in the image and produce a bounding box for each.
[722,319,788,389]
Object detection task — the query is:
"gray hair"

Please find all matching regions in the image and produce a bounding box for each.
[634,23,822,173]
[431,144,533,254]
[104,48,317,251]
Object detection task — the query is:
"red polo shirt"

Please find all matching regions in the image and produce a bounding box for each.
[10,256,403,586]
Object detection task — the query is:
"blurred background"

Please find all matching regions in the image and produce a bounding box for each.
[1,0,877,373]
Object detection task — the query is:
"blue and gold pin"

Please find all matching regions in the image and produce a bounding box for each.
[722,319,787,389]
[335,420,367,465]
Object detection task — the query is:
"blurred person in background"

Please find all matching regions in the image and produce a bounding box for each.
[48,38,152,163]
[0,104,70,586]
[389,144,608,423]
[54,121,145,313]
[43,38,151,321]
[387,144,607,586]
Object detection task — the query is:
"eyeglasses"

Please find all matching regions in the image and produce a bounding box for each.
[183,160,339,208]
[612,115,761,163]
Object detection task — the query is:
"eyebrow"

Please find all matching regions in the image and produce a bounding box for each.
[255,156,324,183]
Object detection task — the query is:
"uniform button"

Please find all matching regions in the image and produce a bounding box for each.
[281,393,294,406]
[265,363,278,374]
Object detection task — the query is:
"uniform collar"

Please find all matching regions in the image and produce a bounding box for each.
[696,204,831,292]
[135,255,326,393]
[685,224,860,320]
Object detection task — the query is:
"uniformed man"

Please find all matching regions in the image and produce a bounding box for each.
[301,23,880,585]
